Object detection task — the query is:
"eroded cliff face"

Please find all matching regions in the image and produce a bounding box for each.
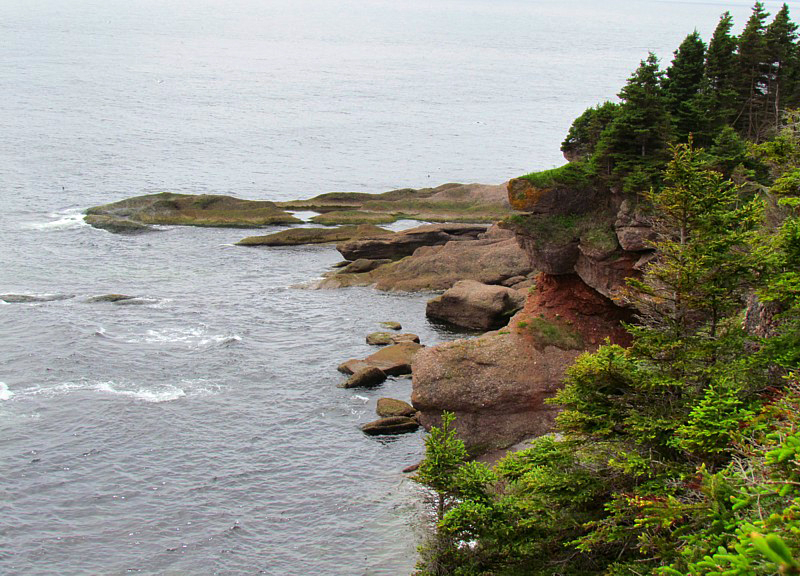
[411,175,652,452]
[411,273,632,452]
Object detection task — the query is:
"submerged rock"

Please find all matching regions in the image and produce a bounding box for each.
[339,367,387,389]
[376,398,416,418]
[361,416,420,436]
[0,294,74,303]
[380,321,402,331]
[86,294,136,303]
[426,280,525,330]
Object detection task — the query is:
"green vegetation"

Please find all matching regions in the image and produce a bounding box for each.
[413,125,800,573]
[518,315,583,350]
[519,161,591,189]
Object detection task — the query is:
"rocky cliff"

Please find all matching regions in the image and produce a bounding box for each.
[411,171,654,452]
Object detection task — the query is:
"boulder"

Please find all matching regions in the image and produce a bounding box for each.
[339,367,387,389]
[376,398,417,418]
[426,280,525,330]
[237,224,392,246]
[361,416,420,436]
[336,223,488,261]
[338,342,423,376]
[366,332,420,346]
[380,321,402,331]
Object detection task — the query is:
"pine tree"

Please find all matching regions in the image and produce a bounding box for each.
[736,2,771,139]
[664,31,707,142]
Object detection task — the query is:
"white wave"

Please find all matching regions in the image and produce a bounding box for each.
[0,383,14,401]
[94,382,186,403]
[23,209,88,230]
[353,395,369,403]
[120,327,241,347]
[22,379,219,403]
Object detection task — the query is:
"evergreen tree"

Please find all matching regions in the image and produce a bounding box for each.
[560,101,619,161]
[664,31,706,142]
[736,2,771,139]
[701,11,739,138]
[596,52,672,192]
[765,4,799,129]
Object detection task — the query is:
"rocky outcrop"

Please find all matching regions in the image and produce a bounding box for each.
[85,192,300,233]
[515,233,580,275]
[426,280,525,330]
[336,223,488,261]
[412,273,632,452]
[575,244,639,302]
[376,398,417,418]
[237,224,391,246]
[338,342,423,377]
[318,225,534,291]
[614,199,656,252]
[507,177,599,215]
[278,182,514,224]
[361,416,420,436]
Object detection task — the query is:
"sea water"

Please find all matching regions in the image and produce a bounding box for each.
[0,0,787,573]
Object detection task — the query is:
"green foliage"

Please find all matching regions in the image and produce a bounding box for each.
[519,161,591,188]
[520,315,584,350]
[561,102,620,159]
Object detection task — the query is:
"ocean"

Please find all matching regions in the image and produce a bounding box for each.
[1,0,791,573]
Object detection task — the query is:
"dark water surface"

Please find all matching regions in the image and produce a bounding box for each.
[0,0,788,574]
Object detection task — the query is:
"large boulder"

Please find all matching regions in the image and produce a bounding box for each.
[338,342,423,376]
[426,280,525,330]
[515,233,579,275]
[412,273,633,453]
[336,223,488,261]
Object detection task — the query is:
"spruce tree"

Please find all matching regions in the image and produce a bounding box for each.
[664,31,707,142]
[597,52,671,193]
[736,2,771,139]
[765,4,799,129]
[702,11,739,138]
